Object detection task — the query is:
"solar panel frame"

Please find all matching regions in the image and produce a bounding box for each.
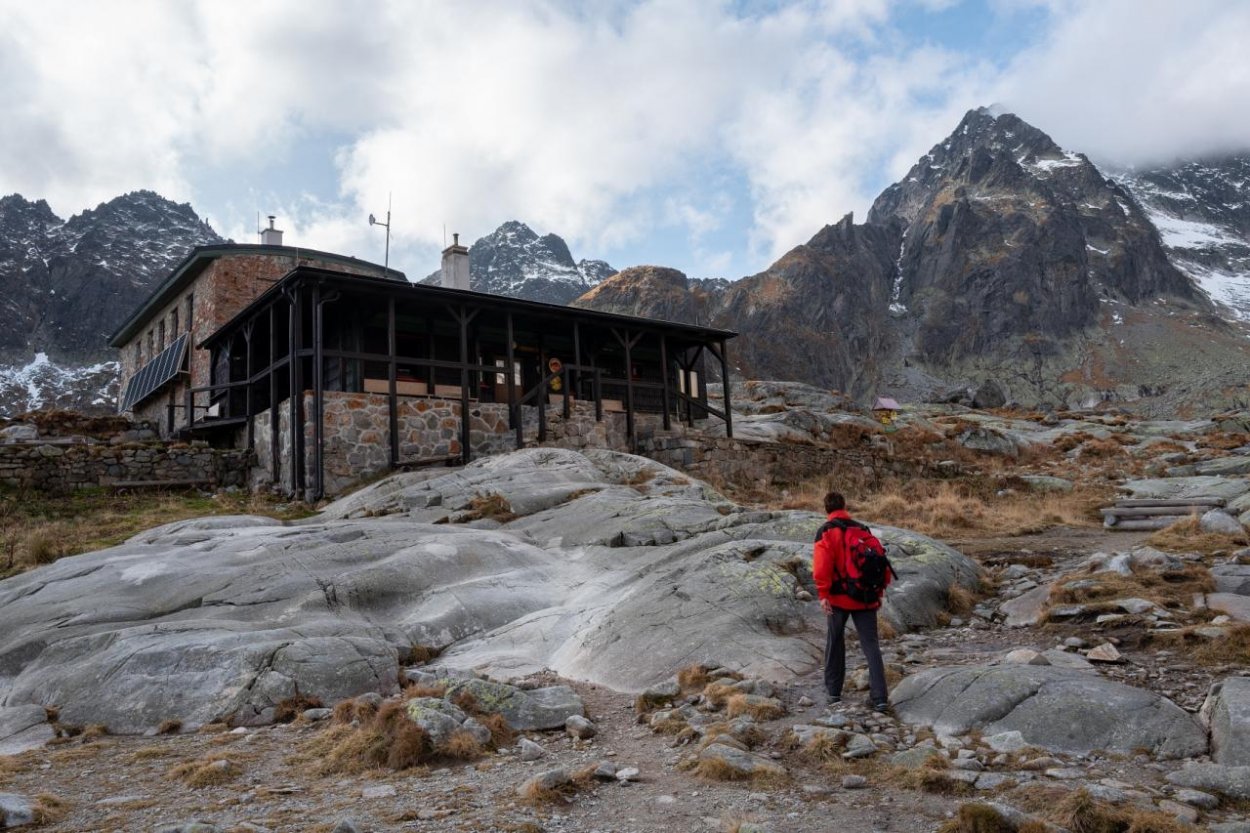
[121,333,189,411]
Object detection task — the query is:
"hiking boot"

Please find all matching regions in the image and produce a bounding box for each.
[869,699,890,713]
[825,693,842,706]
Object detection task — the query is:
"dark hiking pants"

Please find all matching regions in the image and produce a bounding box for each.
[824,607,888,703]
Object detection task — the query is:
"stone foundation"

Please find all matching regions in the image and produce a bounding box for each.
[0,441,249,493]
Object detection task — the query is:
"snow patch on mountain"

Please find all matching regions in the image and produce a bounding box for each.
[0,354,120,415]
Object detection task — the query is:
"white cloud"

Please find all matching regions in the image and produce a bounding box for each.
[997,0,1250,165]
[1,0,1248,283]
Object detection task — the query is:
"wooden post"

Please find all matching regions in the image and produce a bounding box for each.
[507,312,520,449]
[387,297,398,467]
[244,321,255,451]
[573,321,582,401]
[458,305,471,465]
[312,284,324,501]
[659,334,671,431]
[269,303,279,485]
[623,329,635,451]
[287,285,303,499]
[718,338,733,438]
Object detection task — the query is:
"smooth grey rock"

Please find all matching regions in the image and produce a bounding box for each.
[1168,762,1250,799]
[1174,788,1220,810]
[892,665,1206,759]
[565,715,597,739]
[0,705,54,755]
[1122,476,1250,502]
[986,730,1027,753]
[0,794,34,828]
[444,679,583,731]
[1207,593,1250,622]
[1213,565,1250,595]
[519,738,545,761]
[975,772,1013,790]
[841,774,868,789]
[329,819,361,833]
[615,766,640,782]
[518,767,571,796]
[1020,475,1073,493]
[1204,677,1250,766]
[361,784,397,799]
[461,717,492,746]
[1210,823,1250,833]
[404,697,467,746]
[0,425,37,443]
[842,734,877,759]
[1001,586,1051,628]
[697,742,785,778]
[788,724,847,747]
[1196,457,1250,477]
[1204,510,1247,536]
[1157,799,1199,824]
[302,707,332,721]
[154,824,222,833]
[0,448,980,733]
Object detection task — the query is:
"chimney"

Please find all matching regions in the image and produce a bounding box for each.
[260,215,284,246]
[441,232,470,290]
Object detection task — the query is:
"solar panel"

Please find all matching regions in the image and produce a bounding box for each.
[121,333,189,411]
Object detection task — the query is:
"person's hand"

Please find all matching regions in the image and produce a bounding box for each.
[819,598,833,615]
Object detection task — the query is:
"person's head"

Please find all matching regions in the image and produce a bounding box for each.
[823,491,845,514]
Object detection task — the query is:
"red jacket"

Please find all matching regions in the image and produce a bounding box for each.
[812,510,889,611]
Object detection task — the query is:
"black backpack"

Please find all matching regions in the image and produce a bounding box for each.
[814,519,897,604]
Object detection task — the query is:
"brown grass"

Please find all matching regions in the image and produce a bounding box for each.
[476,713,516,748]
[81,724,108,741]
[404,682,449,699]
[851,480,1107,538]
[677,664,712,691]
[1033,788,1197,833]
[1147,516,1248,554]
[937,802,1017,833]
[439,729,485,761]
[156,719,182,735]
[1049,563,1214,612]
[1150,623,1250,666]
[169,757,239,787]
[692,755,786,785]
[400,644,441,665]
[273,694,323,724]
[724,694,784,721]
[0,487,313,578]
[1197,432,1250,450]
[701,682,742,709]
[947,584,977,617]
[29,794,69,826]
[461,493,517,523]
[333,697,380,725]
[1079,437,1129,458]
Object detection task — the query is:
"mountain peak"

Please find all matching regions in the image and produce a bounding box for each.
[425,220,616,304]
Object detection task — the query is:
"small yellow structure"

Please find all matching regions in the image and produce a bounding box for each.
[872,396,901,426]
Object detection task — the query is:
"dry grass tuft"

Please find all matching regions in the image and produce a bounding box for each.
[937,802,1020,833]
[1049,563,1214,612]
[462,493,517,523]
[169,757,239,788]
[400,644,441,665]
[81,724,109,742]
[438,729,485,761]
[677,664,712,691]
[333,697,379,725]
[693,756,776,783]
[947,584,977,617]
[724,694,785,722]
[303,701,433,775]
[701,682,742,709]
[1147,516,1248,554]
[1150,623,1250,666]
[29,793,69,826]
[1043,788,1196,833]
[273,694,323,724]
[1197,432,1250,450]
[404,682,448,699]
[852,480,1106,538]
[476,713,515,748]
[156,719,182,735]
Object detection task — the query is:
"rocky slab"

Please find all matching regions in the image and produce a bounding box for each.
[1120,476,1250,503]
[1203,677,1250,766]
[0,448,981,734]
[0,705,53,756]
[891,665,1206,759]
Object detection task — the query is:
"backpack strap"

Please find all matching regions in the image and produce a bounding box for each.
[812,518,869,543]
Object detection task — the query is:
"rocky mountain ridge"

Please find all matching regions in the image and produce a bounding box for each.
[425,220,616,304]
[0,190,222,415]
[577,108,1250,414]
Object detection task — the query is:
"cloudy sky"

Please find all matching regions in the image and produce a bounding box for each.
[2,0,1248,282]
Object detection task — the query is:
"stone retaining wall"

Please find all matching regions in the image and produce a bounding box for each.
[0,441,250,493]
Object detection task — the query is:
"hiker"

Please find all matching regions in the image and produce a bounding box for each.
[812,490,894,711]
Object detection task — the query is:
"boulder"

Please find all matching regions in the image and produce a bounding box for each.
[1203,677,1250,766]
[443,679,583,732]
[1000,586,1051,628]
[403,698,468,746]
[972,379,1008,410]
[891,665,1206,759]
[1206,594,1250,622]
[1202,510,1246,536]
[0,793,34,827]
[1213,564,1250,595]
[1168,763,1250,800]
[1120,477,1250,503]
[0,425,37,443]
[697,742,786,779]
[1019,475,1073,493]
[0,705,53,755]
